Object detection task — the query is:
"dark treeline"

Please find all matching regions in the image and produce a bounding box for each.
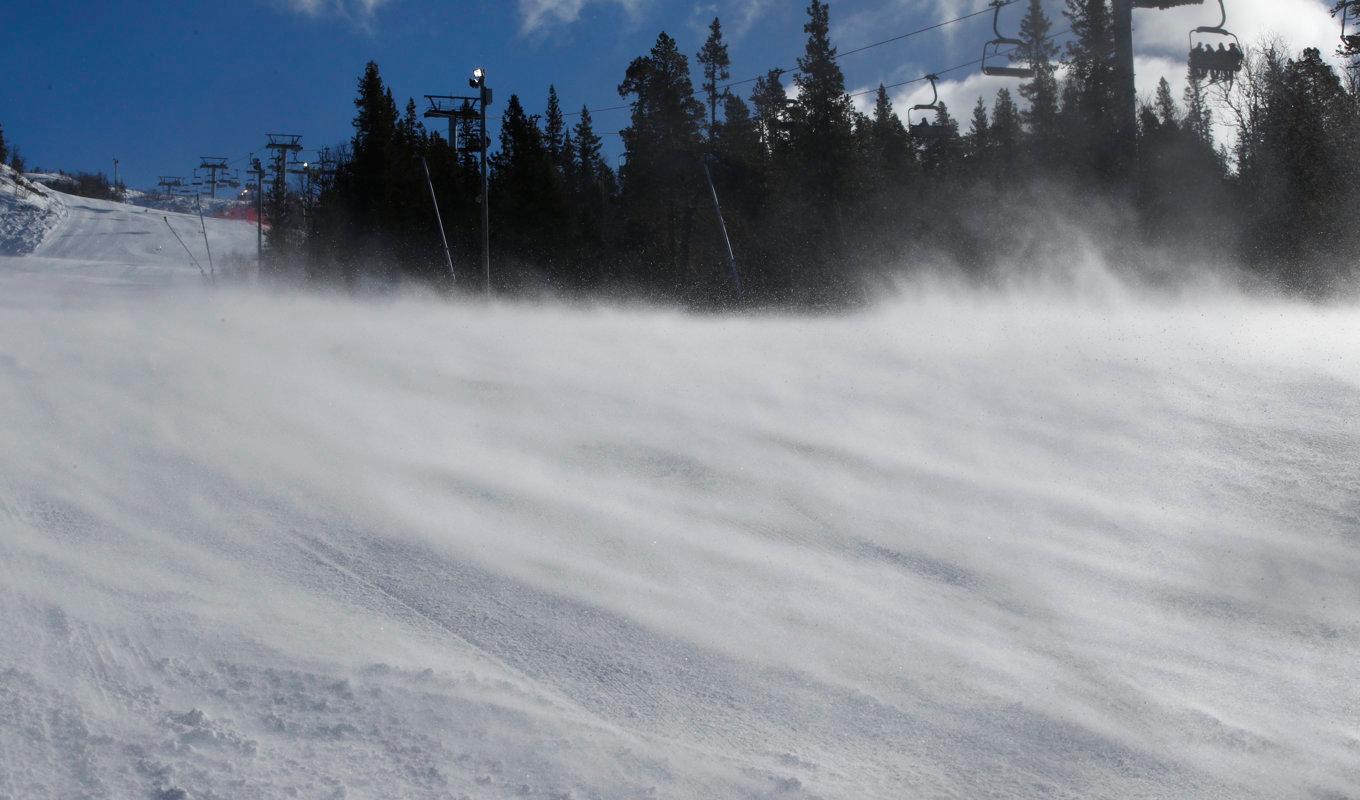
[272,0,1360,303]
[0,121,27,174]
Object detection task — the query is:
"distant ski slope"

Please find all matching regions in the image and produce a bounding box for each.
[0,164,256,278]
[0,246,1358,796]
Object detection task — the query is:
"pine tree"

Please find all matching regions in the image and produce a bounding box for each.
[264,163,296,272]
[1065,0,1116,113]
[618,32,705,288]
[1154,78,1179,130]
[1182,69,1214,149]
[1335,1,1360,65]
[917,102,958,171]
[573,105,611,254]
[717,91,763,167]
[868,84,912,180]
[493,93,565,268]
[545,85,566,168]
[968,97,991,166]
[1240,47,1358,289]
[789,0,855,253]
[1063,0,1120,176]
[349,61,400,226]
[696,18,732,137]
[1017,0,1060,141]
[0,124,8,168]
[751,69,790,155]
[991,88,1022,178]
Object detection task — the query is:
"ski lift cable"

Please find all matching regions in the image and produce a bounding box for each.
[721,1,1016,92]
[559,2,1018,119]
[847,27,1071,100]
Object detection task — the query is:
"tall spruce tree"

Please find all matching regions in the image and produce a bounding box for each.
[751,69,790,155]
[1064,0,1123,175]
[968,98,992,168]
[1182,69,1214,148]
[868,85,912,184]
[0,124,7,167]
[917,102,959,172]
[1017,0,1061,146]
[789,0,856,266]
[991,88,1022,180]
[544,86,567,169]
[1154,78,1179,130]
[697,18,732,136]
[618,32,705,289]
[1241,47,1358,289]
[349,62,400,229]
[492,94,565,270]
[573,106,610,252]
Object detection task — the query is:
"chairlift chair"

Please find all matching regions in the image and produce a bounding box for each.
[981,0,1036,79]
[1341,0,1359,50]
[1187,0,1244,83]
[908,75,953,141]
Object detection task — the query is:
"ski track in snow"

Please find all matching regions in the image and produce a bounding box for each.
[0,235,1358,798]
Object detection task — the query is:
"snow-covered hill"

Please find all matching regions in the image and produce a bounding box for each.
[0,164,67,255]
[1,279,1357,799]
[0,207,1357,798]
[0,164,256,280]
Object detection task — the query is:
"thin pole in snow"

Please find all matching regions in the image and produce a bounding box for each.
[421,157,456,282]
[196,195,216,285]
[164,216,210,284]
[702,155,742,297]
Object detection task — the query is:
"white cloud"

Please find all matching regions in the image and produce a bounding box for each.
[879,70,1019,126]
[283,0,391,18]
[1133,0,1342,65]
[517,0,647,34]
[687,1,771,41]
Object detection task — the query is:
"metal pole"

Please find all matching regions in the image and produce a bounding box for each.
[164,216,209,282]
[479,84,491,296]
[422,157,456,281]
[702,156,742,297]
[197,195,216,285]
[255,167,263,269]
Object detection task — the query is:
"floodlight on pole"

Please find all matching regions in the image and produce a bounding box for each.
[427,68,492,294]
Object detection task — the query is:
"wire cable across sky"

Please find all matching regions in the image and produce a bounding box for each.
[561,0,1023,119]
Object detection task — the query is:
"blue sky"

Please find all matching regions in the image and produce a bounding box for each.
[0,0,1339,189]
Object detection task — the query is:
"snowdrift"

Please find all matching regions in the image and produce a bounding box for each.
[0,269,1357,799]
[0,164,68,255]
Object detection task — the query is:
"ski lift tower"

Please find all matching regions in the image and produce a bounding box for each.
[157,176,186,197]
[265,134,304,197]
[199,156,230,199]
[426,67,493,294]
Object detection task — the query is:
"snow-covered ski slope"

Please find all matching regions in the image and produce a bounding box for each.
[0,165,67,256]
[1,236,1358,797]
[0,163,256,280]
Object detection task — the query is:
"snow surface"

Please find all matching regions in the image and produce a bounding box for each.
[0,164,256,276]
[0,165,68,256]
[0,242,1358,798]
